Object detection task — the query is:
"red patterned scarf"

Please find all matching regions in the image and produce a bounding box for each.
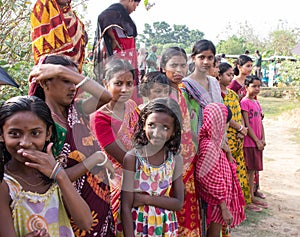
[31,0,86,71]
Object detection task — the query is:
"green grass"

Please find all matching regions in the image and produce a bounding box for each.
[258,96,300,118]
[239,207,270,226]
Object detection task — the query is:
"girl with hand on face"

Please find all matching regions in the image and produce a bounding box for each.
[118,98,184,237]
[0,96,92,237]
[90,57,140,225]
[160,46,199,236]
[28,55,115,237]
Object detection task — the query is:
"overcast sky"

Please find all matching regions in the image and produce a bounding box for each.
[81,0,299,45]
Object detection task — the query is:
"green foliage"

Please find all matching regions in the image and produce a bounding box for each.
[277,60,300,84]
[0,0,32,99]
[216,36,247,55]
[137,21,204,53]
[268,30,297,55]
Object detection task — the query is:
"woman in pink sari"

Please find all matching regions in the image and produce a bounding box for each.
[195,103,245,237]
[90,57,139,226]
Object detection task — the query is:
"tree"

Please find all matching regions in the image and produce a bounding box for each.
[216,36,247,55]
[137,21,204,53]
[268,30,297,55]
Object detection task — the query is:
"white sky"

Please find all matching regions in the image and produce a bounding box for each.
[80,0,299,45]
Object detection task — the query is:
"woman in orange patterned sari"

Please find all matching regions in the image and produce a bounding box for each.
[31,0,86,71]
[90,58,139,227]
[160,47,200,236]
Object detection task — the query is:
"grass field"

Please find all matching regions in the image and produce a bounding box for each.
[258,96,300,117]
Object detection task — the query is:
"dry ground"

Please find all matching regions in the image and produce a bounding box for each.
[231,109,300,236]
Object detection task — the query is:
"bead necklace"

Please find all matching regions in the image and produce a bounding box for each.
[5,168,44,187]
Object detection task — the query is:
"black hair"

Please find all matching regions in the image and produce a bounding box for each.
[244,75,261,86]
[226,106,232,123]
[160,46,187,72]
[139,71,170,97]
[219,62,232,75]
[234,54,253,76]
[191,39,216,57]
[0,95,57,182]
[33,55,78,101]
[134,98,182,155]
[103,57,135,82]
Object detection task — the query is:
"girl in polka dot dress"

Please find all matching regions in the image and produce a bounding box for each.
[117,98,184,237]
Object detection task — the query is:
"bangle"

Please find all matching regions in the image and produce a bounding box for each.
[96,152,108,167]
[238,125,243,132]
[53,166,62,182]
[49,162,60,179]
[75,77,90,89]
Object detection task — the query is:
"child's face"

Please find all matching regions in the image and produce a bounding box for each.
[163,55,188,87]
[193,50,215,74]
[105,70,134,103]
[238,61,253,76]
[219,68,234,87]
[246,79,261,97]
[1,111,51,163]
[148,83,170,101]
[144,112,174,147]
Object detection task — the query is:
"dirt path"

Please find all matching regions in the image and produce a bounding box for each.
[231,113,300,236]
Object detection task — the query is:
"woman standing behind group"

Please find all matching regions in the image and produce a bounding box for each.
[90,57,139,225]
[31,0,87,72]
[28,55,115,236]
[160,46,199,236]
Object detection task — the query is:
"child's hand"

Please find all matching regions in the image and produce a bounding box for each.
[256,140,265,151]
[25,229,50,237]
[220,203,233,226]
[133,192,149,207]
[21,143,57,177]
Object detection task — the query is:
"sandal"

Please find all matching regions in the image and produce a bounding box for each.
[254,190,266,199]
[252,198,268,209]
[246,203,263,212]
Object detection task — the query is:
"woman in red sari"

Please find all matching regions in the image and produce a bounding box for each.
[90,57,139,227]
[195,103,246,237]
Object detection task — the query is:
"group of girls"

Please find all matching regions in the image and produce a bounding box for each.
[0,39,266,237]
